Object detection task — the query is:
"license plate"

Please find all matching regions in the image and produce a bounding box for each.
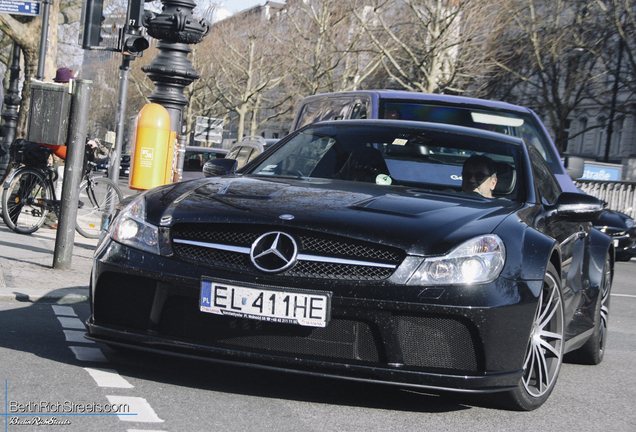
[200,280,331,327]
[614,239,620,248]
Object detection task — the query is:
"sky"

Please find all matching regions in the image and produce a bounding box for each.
[221,1,270,13]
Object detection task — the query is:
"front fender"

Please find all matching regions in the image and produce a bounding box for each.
[587,227,613,292]
[499,224,559,288]
[2,166,23,189]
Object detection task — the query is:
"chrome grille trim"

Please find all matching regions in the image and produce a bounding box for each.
[174,238,250,254]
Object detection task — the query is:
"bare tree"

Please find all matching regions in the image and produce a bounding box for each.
[280,0,381,96]
[0,0,82,137]
[476,0,611,154]
[601,0,636,121]
[349,0,496,94]
[197,12,291,140]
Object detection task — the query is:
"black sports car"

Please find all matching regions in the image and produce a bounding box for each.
[88,121,613,411]
[594,209,636,261]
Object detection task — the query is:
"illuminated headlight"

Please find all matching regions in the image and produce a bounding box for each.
[111,195,160,255]
[408,235,506,285]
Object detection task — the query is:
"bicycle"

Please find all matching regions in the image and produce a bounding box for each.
[1,139,123,238]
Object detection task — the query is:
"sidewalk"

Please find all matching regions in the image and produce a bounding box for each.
[0,222,98,303]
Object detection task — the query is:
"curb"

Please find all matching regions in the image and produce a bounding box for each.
[0,292,89,303]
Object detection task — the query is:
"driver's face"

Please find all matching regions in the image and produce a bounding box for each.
[462,163,497,198]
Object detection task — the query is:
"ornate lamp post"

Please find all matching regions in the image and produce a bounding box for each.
[2,44,22,147]
[0,44,22,183]
[142,0,210,133]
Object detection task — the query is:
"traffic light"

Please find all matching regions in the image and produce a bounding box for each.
[122,31,149,57]
[80,0,105,49]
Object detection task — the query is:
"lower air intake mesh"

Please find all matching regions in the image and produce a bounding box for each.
[395,315,478,372]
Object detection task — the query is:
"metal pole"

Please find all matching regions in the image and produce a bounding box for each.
[604,38,624,163]
[53,80,93,270]
[36,0,51,80]
[108,57,131,182]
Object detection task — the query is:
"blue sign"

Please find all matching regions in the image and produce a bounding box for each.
[0,1,41,16]
[581,165,621,181]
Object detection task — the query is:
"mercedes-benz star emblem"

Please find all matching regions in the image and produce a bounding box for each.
[250,232,298,273]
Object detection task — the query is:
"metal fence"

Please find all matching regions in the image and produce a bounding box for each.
[576,180,636,219]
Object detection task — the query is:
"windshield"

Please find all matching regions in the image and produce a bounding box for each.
[250,123,523,201]
[380,100,559,174]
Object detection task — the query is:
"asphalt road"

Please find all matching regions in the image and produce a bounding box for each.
[0,261,634,431]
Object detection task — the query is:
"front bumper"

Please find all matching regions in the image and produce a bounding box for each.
[88,239,541,393]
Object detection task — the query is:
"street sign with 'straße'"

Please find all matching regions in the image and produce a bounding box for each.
[0,1,41,16]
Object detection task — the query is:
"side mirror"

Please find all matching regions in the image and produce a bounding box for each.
[564,156,585,180]
[203,159,238,177]
[549,192,605,222]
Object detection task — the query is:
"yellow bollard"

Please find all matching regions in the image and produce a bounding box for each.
[129,103,174,190]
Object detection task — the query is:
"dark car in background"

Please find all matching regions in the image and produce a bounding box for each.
[595,209,636,261]
[88,120,612,411]
[180,146,228,181]
[103,154,130,177]
[119,154,130,177]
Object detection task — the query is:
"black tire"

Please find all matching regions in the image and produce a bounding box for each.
[75,177,123,239]
[495,262,564,411]
[567,253,612,365]
[1,168,52,234]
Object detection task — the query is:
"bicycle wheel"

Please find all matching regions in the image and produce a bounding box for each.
[76,177,123,239]
[1,168,53,234]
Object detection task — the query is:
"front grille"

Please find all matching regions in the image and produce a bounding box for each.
[172,224,405,280]
[287,260,395,280]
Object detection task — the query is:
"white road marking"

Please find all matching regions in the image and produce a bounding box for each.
[51,307,166,426]
[57,316,86,330]
[127,430,167,432]
[70,346,108,362]
[85,367,134,388]
[611,293,636,298]
[52,305,77,316]
[106,396,164,423]
[63,330,94,343]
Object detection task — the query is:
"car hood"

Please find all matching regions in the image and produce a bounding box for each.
[145,176,519,255]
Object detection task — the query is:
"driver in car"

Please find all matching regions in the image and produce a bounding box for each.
[462,155,498,198]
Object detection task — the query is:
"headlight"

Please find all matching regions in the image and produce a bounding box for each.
[111,195,160,255]
[408,235,506,285]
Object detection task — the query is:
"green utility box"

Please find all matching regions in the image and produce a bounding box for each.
[27,81,72,146]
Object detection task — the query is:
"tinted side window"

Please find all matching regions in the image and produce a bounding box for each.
[295,98,353,130]
[350,102,368,119]
[528,145,561,205]
[295,101,323,130]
